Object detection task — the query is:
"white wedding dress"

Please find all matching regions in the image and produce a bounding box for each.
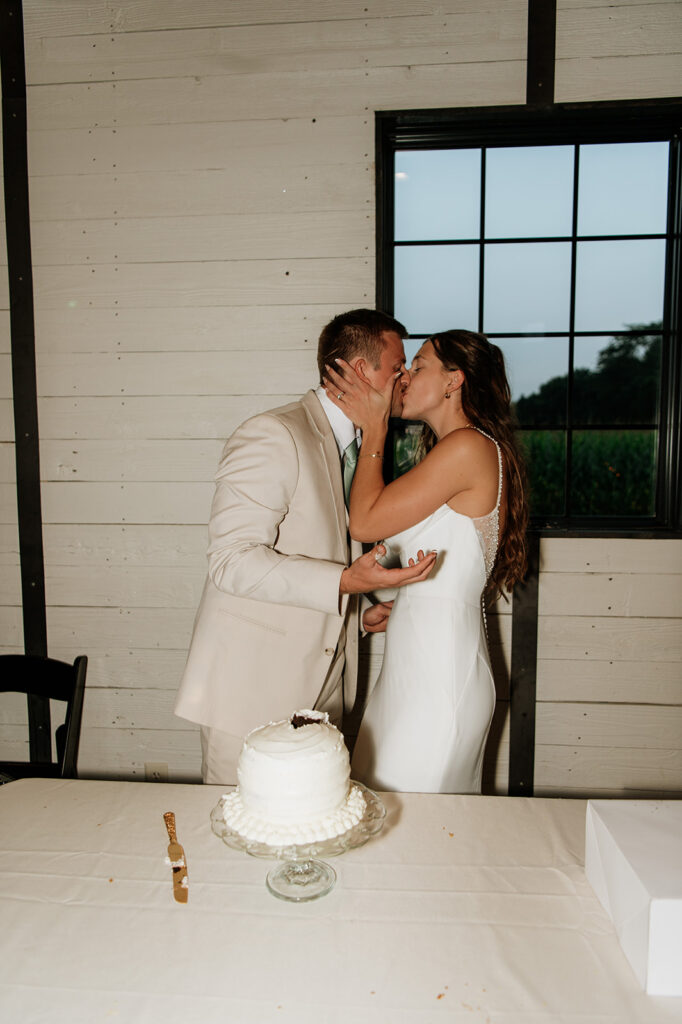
[351,431,502,794]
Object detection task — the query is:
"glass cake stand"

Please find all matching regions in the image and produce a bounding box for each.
[210,782,386,902]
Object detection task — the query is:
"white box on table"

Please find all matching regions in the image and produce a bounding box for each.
[585,800,682,996]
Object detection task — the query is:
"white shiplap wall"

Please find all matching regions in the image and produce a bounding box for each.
[1,0,680,793]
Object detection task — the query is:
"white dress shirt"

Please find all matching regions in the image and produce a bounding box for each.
[315,385,361,457]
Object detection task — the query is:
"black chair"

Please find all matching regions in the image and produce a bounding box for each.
[0,655,87,782]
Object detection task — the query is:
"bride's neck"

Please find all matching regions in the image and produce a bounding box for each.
[425,406,470,441]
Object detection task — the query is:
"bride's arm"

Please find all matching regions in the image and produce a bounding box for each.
[348,430,482,541]
[324,361,480,543]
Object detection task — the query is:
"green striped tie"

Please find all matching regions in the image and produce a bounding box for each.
[343,438,359,508]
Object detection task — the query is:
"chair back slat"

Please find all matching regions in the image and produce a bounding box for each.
[0,654,88,781]
[27,692,52,763]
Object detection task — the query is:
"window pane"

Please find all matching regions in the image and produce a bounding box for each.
[486,146,574,238]
[519,430,566,516]
[574,239,666,332]
[570,430,657,516]
[573,333,661,426]
[395,149,481,241]
[578,142,669,236]
[403,337,423,367]
[391,421,423,478]
[484,242,571,333]
[497,337,569,426]
[394,244,479,335]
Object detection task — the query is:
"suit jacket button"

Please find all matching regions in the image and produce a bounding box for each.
[324,647,335,656]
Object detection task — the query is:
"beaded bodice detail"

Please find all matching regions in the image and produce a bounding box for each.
[469,429,503,581]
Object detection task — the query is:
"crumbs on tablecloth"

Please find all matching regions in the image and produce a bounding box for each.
[109,878,113,883]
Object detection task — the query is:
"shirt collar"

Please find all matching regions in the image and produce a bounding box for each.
[315,385,362,457]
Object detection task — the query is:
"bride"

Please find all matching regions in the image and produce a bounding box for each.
[324,330,528,793]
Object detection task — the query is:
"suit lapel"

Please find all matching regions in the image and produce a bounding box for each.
[301,390,347,553]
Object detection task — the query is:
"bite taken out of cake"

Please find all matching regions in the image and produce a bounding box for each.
[220,710,366,846]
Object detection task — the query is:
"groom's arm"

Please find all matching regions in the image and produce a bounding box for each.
[207,413,436,616]
[207,413,345,616]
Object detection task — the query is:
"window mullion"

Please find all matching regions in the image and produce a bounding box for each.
[565,145,580,518]
[479,148,486,333]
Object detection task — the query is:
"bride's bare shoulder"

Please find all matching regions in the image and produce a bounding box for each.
[436,426,496,457]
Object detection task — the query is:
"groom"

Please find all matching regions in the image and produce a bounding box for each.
[175,308,436,783]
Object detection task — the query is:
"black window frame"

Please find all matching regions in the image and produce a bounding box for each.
[376,99,682,536]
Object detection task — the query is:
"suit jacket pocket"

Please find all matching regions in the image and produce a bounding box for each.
[218,606,287,636]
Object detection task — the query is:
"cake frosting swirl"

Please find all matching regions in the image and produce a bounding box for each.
[221,710,366,846]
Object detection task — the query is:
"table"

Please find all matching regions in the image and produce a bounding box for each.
[0,779,680,1023]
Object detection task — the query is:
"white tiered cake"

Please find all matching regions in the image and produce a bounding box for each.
[221,710,366,846]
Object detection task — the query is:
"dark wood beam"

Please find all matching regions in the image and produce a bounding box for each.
[1,0,50,759]
[526,0,557,105]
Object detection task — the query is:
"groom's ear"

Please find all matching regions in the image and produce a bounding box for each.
[350,356,371,384]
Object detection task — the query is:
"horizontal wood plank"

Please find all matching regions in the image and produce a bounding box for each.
[46,646,191,690]
[76,725,201,781]
[27,9,526,84]
[535,702,682,751]
[38,565,206,610]
[31,210,372,264]
[32,259,373,310]
[0,607,22,647]
[32,305,339,354]
[555,53,682,102]
[25,63,526,132]
[540,572,682,618]
[534,744,682,794]
[5,516,212,561]
[39,481,213,525]
[29,165,372,220]
[27,117,373,176]
[556,3,682,58]
[537,615,682,663]
[32,305,340,354]
[39,524,207,567]
[32,396,301,442]
[39,439,224,482]
[540,537,682,574]
[45,605,196,651]
[34,350,319,397]
[536,657,682,705]
[23,0,477,40]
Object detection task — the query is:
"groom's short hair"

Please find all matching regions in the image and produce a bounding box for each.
[317,308,407,382]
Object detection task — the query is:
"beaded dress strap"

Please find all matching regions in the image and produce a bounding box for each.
[472,427,503,511]
[469,428,502,583]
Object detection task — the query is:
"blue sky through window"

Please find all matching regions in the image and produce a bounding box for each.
[394,142,669,402]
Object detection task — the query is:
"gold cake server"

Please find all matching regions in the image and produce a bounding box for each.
[163,811,188,903]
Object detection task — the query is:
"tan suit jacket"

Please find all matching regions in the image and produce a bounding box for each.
[175,390,361,739]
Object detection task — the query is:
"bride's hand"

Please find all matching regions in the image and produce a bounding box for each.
[323,358,397,429]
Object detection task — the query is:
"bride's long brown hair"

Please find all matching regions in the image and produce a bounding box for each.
[416,330,529,598]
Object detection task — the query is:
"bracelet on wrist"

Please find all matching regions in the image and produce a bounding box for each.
[358,452,383,460]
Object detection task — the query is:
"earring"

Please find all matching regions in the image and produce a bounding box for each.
[444,392,451,399]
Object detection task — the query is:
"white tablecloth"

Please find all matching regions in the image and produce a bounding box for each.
[0,779,679,1023]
